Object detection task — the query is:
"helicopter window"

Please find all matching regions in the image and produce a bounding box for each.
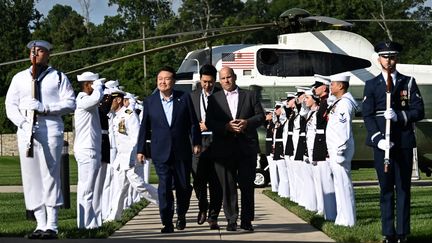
[177,50,210,73]
[243,70,252,76]
[256,49,371,77]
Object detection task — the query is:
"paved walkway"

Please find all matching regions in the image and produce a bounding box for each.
[110,188,334,242]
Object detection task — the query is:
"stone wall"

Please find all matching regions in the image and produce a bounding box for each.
[0,132,75,156]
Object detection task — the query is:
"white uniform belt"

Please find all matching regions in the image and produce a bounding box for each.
[288,132,293,135]
[274,138,284,142]
[265,138,273,141]
[316,129,325,134]
[101,130,109,135]
[299,132,306,136]
[375,110,385,116]
[202,131,213,136]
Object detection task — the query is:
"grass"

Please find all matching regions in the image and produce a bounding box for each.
[264,187,432,243]
[0,193,149,238]
[0,156,159,186]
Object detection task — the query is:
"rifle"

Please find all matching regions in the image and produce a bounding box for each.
[25,45,38,157]
[384,69,393,173]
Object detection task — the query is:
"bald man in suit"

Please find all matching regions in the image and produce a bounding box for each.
[205,67,264,232]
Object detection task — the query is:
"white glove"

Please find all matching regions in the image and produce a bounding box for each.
[20,121,31,133]
[384,108,397,122]
[377,139,394,151]
[336,155,345,164]
[91,78,106,89]
[27,99,45,113]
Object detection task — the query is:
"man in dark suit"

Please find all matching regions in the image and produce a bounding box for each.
[206,67,265,232]
[190,64,223,230]
[137,66,201,233]
[363,41,424,243]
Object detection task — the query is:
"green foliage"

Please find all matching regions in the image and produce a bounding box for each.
[264,186,432,243]
[0,193,149,238]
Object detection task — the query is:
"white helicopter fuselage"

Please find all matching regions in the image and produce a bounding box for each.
[176,30,432,167]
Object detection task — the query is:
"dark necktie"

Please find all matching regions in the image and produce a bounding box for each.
[386,72,393,92]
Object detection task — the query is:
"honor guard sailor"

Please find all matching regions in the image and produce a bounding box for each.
[74,71,105,229]
[362,41,424,243]
[5,40,76,239]
[311,74,337,221]
[326,74,357,227]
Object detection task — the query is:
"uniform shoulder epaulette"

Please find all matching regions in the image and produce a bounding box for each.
[125,109,133,114]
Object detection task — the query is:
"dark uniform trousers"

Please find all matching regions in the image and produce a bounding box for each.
[374,148,413,236]
[363,72,424,237]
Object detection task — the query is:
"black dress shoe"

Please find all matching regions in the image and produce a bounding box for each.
[397,235,407,243]
[26,229,44,239]
[176,217,186,230]
[197,211,207,225]
[382,235,396,243]
[208,220,220,230]
[240,222,254,232]
[161,224,174,233]
[226,222,237,231]
[41,229,58,239]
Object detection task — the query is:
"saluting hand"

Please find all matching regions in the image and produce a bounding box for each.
[137,153,146,163]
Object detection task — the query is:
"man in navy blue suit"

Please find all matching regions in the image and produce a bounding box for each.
[363,41,424,243]
[137,66,201,233]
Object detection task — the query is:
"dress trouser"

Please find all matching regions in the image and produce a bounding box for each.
[17,131,63,231]
[374,148,412,236]
[153,153,192,226]
[214,154,256,224]
[75,148,102,229]
[192,149,222,221]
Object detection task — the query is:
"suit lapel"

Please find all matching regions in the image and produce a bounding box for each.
[216,91,233,120]
[171,90,180,126]
[153,92,170,127]
[191,90,201,121]
[236,89,246,119]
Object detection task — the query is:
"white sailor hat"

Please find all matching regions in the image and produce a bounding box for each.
[312,74,330,87]
[295,86,310,96]
[285,92,296,100]
[330,74,350,82]
[124,92,134,99]
[110,87,125,97]
[304,89,315,97]
[105,80,119,89]
[77,71,99,82]
[103,88,112,95]
[374,41,403,56]
[274,101,284,108]
[26,40,53,51]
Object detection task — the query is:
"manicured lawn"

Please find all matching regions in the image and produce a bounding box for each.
[0,193,148,238]
[264,186,432,243]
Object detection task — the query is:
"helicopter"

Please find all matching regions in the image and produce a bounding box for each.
[171,9,432,186]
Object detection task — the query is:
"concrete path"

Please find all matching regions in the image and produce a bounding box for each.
[110,189,334,242]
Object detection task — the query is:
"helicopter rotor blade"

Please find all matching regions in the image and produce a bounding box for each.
[346,19,432,23]
[65,27,265,75]
[302,16,354,27]
[0,23,276,67]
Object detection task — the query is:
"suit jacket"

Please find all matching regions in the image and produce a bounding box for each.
[362,72,424,149]
[137,90,201,163]
[190,86,221,122]
[205,88,265,159]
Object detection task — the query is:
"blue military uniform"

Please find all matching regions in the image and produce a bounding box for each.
[362,41,424,242]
